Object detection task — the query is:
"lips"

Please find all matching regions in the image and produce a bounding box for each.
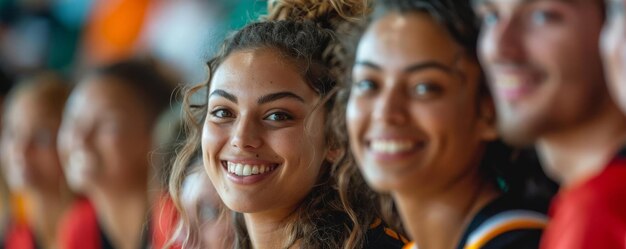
[366,138,425,159]
[220,159,281,185]
[225,161,278,176]
[489,67,546,103]
[369,139,416,154]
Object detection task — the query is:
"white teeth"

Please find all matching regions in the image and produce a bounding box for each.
[243,165,251,176]
[499,75,521,86]
[226,162,275,176]
[235,164,243,175]
[370,140,415,154]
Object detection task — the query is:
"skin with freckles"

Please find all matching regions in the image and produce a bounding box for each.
[202,48,333,249]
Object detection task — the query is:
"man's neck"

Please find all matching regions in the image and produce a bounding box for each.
[538,102,626,188]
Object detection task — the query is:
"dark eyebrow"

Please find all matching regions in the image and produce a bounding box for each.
[354,61,382,70]
[354,60,454,74]
[258,91,305,104]
[404,61,454,74]
[209,89,237,103]
[473,0,574,8]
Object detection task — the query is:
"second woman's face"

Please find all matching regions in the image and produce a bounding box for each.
[58,78,153,193]
[602,0,626,114]
[347,13,496,193]
[203,48,330,214]
[1,90,64,192]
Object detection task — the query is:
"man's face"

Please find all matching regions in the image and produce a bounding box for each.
[475,0,609,146]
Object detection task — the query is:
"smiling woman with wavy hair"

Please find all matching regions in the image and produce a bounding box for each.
[168,1,406,249]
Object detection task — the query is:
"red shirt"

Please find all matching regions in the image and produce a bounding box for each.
[3,221,37,249]
[151,194,180,249]
[57,197,101,249]
[540,157,626,249]
[58,195,181,249]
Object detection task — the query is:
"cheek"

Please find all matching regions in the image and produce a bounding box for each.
[477,29,497,63]
[201,123,227,163]
[201,123,229,186]
[346,98,368,148]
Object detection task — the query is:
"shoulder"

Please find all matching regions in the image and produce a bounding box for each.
[556,164,626,220]
[540,164,626,249]
[58,198,100,249]
[3,220,36,249]
[461,195,548,249]
[465,210,546,249]
[363,218,408,249]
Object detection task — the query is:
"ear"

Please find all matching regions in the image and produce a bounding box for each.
[476,95,498,141]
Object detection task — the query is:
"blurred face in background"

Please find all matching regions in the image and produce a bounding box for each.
[181,165,233,248]
[602,0,626,113]
[202,48,330,214]
[57,76,153,193]
[1,87,65,192]
[475,0,607,146]
[347,12,496,193]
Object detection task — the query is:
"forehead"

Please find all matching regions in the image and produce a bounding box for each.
[67,77,146,117]
[472,0,594,9]
[5,91,58,125]
[357,12,461,67]
[210,49,317,101]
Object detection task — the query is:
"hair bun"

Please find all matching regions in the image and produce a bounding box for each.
[267,0,369,28]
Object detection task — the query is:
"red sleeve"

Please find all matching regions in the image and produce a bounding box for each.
[4,221,36,249]
[540,166,626,249]
[151,194,182,249]
[57,198,101,249]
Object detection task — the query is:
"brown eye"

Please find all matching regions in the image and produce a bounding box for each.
[264,112,293,121]
[211,109,234,118]
[413,82,443,98]
[353,79,376,92]
[530,9,562,26]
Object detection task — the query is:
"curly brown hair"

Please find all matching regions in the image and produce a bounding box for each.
[167,1,392,249]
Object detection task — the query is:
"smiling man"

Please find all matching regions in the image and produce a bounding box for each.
[473,0,626,248]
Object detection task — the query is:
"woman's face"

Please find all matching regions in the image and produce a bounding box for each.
[202,48,331,214]
[347,13,496,193]
[57,77,153,193]
[1,90,65,192]
[602,0,626,114]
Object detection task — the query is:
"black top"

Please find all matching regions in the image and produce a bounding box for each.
[456,194,548,249]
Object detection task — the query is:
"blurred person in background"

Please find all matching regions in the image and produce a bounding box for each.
[603,0,626,113]
[0,73,73,249]
[0,67,14,239]
[56,59,178,249]
[474,0,626,248]
[178,155,233,248]
[343,1,550,248]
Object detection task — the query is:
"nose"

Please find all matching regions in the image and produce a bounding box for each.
[63,124,94,153]
[371,86,408,125]
[230,116,262,150]
[480,16,525,65]
[12,137,34,167]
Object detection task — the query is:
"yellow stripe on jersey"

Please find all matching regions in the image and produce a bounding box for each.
[463,210,547,249]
